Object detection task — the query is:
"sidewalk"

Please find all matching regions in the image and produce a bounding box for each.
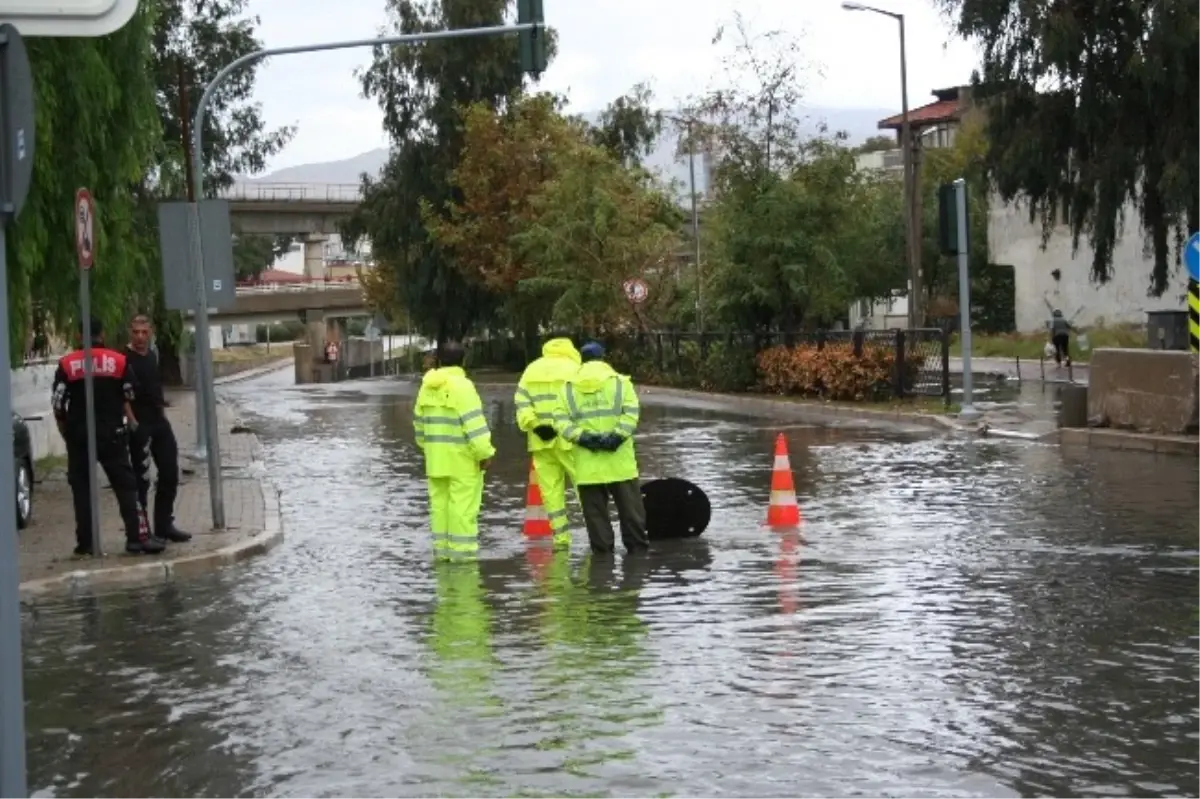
[949,355,1090,385]
[18,388,282,600]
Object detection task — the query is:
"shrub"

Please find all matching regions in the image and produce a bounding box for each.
[757,344,900,401]
[697,343,757,392]
[256,322,304,343]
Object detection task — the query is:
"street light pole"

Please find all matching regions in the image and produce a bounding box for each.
[841,1,919,329]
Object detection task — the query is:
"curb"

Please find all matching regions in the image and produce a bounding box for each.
[18,473,285,604]
[1059,427,1198,457]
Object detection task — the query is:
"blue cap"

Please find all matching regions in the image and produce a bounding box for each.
[580,341,605,361]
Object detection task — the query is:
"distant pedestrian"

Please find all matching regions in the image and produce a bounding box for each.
[126,314,192,544]
[553,341,650,556]
[51,317,164,556]
[413,341,495,561]
[1048,309,1073,368]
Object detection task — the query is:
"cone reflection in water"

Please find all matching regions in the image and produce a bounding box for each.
[523,459,553,538]
[775,525,803,615]
[766,433,802,528]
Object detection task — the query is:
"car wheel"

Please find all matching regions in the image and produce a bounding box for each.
[15,457,32,530]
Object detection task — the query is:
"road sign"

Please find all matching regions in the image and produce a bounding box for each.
[0,0,140,37]
[1184,232,1199,283]
[157,200,236,310]
[364,323,380,342]
[0,24,32,219]
[623,278,648,305]
[75,188,94,269]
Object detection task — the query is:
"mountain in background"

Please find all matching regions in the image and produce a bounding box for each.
[243,105,894,201]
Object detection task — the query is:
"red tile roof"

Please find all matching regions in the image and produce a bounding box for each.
[877,99,961,130]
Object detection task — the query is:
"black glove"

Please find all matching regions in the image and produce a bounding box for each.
[600,433,625,452]
[533,424,557,442]
[577,432,605,451]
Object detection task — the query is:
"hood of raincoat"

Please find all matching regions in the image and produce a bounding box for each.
[541,338,581,364]
[571,360,619,392]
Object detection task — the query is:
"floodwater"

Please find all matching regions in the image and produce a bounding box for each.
[21,369,1200,798]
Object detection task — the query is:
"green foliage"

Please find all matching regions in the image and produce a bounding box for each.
[936,0,1198,295]
[342,0,556,347]
[7,2,162,360]
[256,322,304,343]
[585,82,663,168]
[232,233,290,281]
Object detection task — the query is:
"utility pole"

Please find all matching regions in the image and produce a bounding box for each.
[667,112,704,335]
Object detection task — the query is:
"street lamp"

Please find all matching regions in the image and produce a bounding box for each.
[841,1,920,329]
[665,113,705,336]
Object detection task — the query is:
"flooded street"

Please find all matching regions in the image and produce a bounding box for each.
[22,368,1200,798]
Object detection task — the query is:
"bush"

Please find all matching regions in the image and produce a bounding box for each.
[757,344,900,401]
[256,322,305,343]
[697,342,757,392]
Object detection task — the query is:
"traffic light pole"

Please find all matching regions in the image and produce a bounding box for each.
[187,22,536,528]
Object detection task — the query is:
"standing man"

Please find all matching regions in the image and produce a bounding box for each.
[413,341,495,561]
[51,317,165,556]
[126,314,192,544]
[514,333,581,550]
[553,342,650,556]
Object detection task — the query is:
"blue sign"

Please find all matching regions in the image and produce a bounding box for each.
[1185,232,1200,282]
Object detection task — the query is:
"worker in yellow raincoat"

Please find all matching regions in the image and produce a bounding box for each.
[413,341,495,560]
[553,341,650,555]
[514,334,581,550]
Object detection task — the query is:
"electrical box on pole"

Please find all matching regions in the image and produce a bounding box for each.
[937,181,965,256]
[517,0,546,76]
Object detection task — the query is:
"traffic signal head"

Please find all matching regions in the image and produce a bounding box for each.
[517,0,547,76]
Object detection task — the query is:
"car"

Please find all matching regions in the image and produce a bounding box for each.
[12,413,32,529]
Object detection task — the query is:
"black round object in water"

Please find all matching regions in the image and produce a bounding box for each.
[640,477,711,540]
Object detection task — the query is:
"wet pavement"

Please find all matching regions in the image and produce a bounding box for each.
[21,369,1200,798]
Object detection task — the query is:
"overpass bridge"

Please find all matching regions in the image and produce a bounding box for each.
[221,182,365,278]
[187,275,371,326]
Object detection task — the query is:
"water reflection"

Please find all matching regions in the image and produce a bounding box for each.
[18,371,1199,798]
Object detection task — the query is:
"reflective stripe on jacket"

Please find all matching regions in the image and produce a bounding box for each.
[413,366,495,478]
[553,360,640,485]
[515,338,581,453]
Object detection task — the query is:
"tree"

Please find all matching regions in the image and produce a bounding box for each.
[516,142,682,332]
[341,0,557,348]
[586,83,663,168]
[936,0,1198,295]
[232,234,290,281]
[854,135,896,155]
[6,3,162,361]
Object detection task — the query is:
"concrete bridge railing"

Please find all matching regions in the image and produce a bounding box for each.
[235,276,363,296]
[221,182,365,203]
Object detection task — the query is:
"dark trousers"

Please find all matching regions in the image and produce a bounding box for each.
[66,432,143,549]
[130,415,180,535]
[579,479,651,554]
[1052,332,1070,365]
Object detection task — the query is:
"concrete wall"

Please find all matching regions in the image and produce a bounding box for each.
[178,353,293,387]
[1087,348,1199,435]
[989,195,1188,332]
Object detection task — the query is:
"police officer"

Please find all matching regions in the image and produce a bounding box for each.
[51,317,165,556]
[126,314,191,544]
[413,341,495,560]
[553,342,650,555]
[514,333,581,549]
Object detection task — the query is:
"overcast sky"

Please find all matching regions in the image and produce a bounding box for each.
[250,0,979,172]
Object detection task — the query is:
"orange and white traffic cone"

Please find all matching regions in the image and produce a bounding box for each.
[766,433,802,528]
[523,460,553,538]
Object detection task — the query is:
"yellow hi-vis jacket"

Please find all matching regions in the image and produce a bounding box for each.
[413,366,495,477]
[553,360,640,485]
[515,338,581,452]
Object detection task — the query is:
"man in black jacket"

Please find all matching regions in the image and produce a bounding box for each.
[126,315,192,544]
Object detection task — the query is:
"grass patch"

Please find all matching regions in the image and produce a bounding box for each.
[211,344,288,364]
[34,454,66,478]
[949,325,1145,362]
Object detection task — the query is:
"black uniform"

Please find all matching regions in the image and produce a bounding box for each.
[51,345,162,554]
[125,346,187,539]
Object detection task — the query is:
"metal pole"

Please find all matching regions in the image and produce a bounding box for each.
[0,225,27,799]
[80,275,102,557]
[898,13,917,330]
[954,178,980,420]
[686,122,702,335]
[187,22,534,528]
[192,337,205,460]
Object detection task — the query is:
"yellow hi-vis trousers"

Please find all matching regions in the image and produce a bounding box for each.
[532,448,575,548]
[427,472,483,559]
